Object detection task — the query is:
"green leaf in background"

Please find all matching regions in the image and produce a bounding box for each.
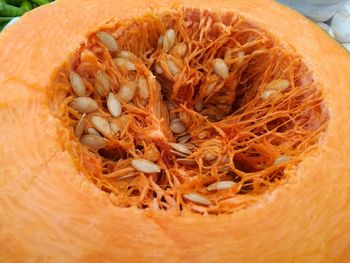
[0,16,15,22]
[20,0,32,11]
[31,0,50,6]
[5,0,23,7]
[0,0,25,16]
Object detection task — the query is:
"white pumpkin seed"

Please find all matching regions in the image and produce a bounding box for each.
[95,70,110,96]
[266,79,289,92]
[274,155,289,165]
[70,72,86,97]
[206,82,217,96]
[214,58,229,80]
[184,193,212,206]
[131,159,161,173]
[71,97,98,113]
[80,135,108,150]
[261,90,279,100]
[137,76,149,100]
[207,181,235,191]
[167,59,180,77]
[204,152,217,162]
[118,50,135,59]
[177,134,191,144]
[163,29,176,53]
[113,57,136,71]
[170,143,192,155]
[155,65,164,74]
[194,100,204,112]
[117,82,137,102]
[91,116,112,136]
[75,113,87,139]
[170,118,186,134]
[96,31,119,52]
[170,42,187,58]
[170,150,188,158]
[107,92,122,117]
[110,122,121,135]
[87,127,102,136]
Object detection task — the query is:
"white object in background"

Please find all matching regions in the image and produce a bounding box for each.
[278,0,348,22]
[330,10,350,42]
[3,17,20,31]
[317,22,336,37]
[343,43,350,51]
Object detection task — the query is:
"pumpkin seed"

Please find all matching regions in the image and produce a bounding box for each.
[261,90,279,100]
[214,58,229,80]
[170,118,186,134]
[167,59,180,77]
[207,181,235,191]
[206,82,217,96]
[177,158,197,166]
[184,193,212,206]
[163,28,176,53]
[71,97,98,113]
[198,131,209,140]
[170,150,188,158]
[96,31,119,52]
[110,122,121,135]
[274,155,289,165]
[204,152,217,162]
[131,159,161,173]
[194,100,204,111]
[170,42,187,58]
[80,134,108,150]
[170,143,192,155]
[266,79,290,92]
[117,82,136,102]
[95,70,110,96]
[145,145,160,162]
[118,50,135,59]
[155,65,164,74]
[91,116,112,136]
[87,127,102,136]
[107,92,122,117]
[137,76,149,100]
[177,134,191,143]
[70,72,86,97]
[113,57,136,71]
[75,113,87,139]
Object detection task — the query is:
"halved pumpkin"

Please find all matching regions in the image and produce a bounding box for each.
[0,0,350,262]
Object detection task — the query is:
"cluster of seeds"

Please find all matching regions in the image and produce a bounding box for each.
[52,8,328,214]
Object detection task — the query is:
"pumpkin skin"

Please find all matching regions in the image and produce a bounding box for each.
[0,0,350,262]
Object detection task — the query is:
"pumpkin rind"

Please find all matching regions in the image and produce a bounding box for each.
[0,0,350,262]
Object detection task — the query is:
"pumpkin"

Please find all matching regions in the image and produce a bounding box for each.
[1,0,350,262]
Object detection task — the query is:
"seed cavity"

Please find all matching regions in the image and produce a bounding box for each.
[70,72,86,97]
[107,92,122,117]
[96,31,119,52]
[71,97,98,113]
[131,159,161,173]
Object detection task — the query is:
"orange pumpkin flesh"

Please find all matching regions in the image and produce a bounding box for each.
[0,0,350,262]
